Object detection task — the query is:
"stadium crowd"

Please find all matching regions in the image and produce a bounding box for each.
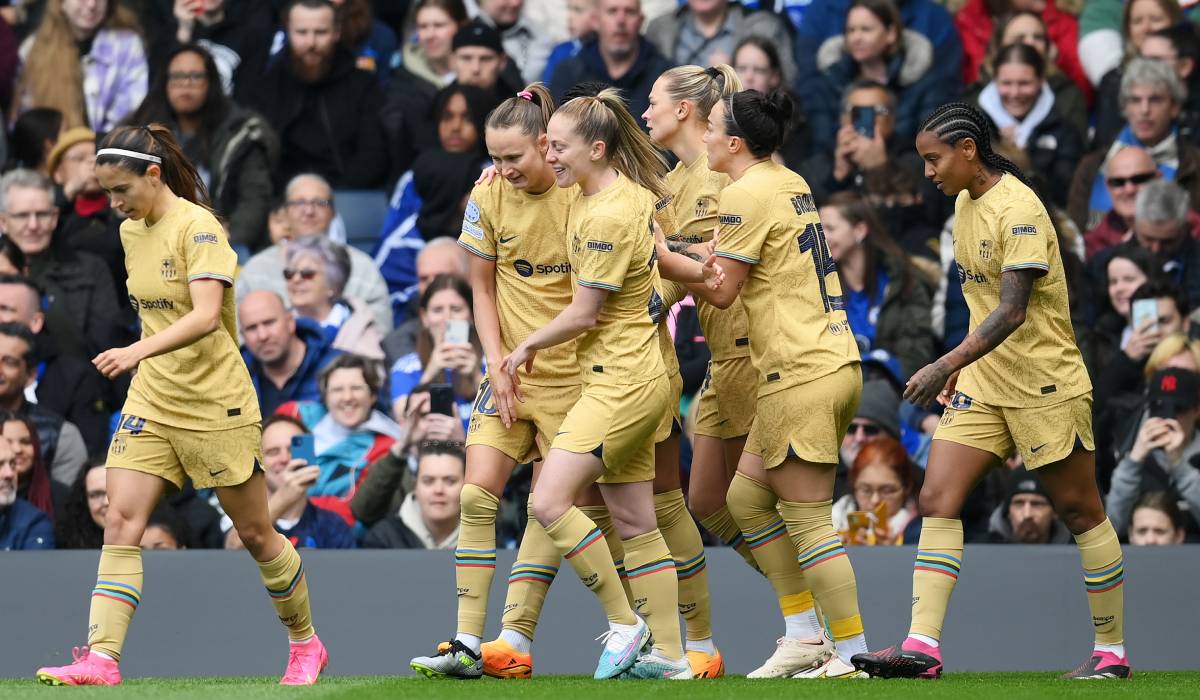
[0,0,1198,553]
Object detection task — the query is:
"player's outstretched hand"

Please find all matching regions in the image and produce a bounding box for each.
[93,345,142,379]
[500,345,536,384]
[702,254,725,290]
[904,360,955,408]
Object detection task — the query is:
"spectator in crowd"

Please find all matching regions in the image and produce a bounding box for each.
[955,0,1087,98]
[731,35,807,168]
[231,414,355,549]
[139,504,187,550]
[475,0,552,85]
[1138,23,1200,145]
[401,0,468,89]
[237,173,393,332]
[840,378,899,471]
[0,169,124,358]
[54,458,105,549]
[127,43,278,253]
[807,0,954,153]
[332,0,399,82]
[284,234,385,361]
[820,191,933,377]
[13,0,147,131]
[1070,58,1200,233]
[982,473,1072,544]
[389,274,481,428]
[1083,146,1189,259]
[141,0,275,97]
[1092,0,1186,149]
[833,436,920,545]
[0,432,53,549]
[278,354,404,525]
[1108,367,1200,537]
[0,410,60,518]
[240,290,343,416]
[47,127,128,307]
[963,11,1089,136]
[1097,280,1188,410]
[451,18,520,98]
[792,0,960,106]
[6,107,61,174]
[1079,0,1181,89]
[1128,490,1188,544]
[549,0,672,123]
[541,0,598,84]
[380,237,469,367]
[1138,181,1200,305]
[644,0,795,85]
[244,0,388,188]
[0,322,87,488]
[974,43,1084,207]
[362,440,464,548]
[1088,244,1158,378]
[0,274,116,454]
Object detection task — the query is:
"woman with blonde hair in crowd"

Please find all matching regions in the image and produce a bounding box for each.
[14,0,147,131]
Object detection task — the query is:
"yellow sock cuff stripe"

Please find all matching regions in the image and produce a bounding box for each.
[780,590,815,616]
[829,614,864,641]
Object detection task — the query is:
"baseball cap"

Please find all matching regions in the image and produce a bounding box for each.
[854,380,901,439]
[453,19,503,54]
[1148,367,1200,418]
[47,127,97,174]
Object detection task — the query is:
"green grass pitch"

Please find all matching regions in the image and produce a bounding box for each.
[2,673,1198,699]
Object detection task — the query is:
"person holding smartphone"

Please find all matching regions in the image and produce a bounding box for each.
[389,274,483,433]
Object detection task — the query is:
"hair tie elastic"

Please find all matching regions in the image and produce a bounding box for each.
[517,90,533,102]
[96,148,162,164]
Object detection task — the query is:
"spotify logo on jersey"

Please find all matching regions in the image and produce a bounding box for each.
[514,260,534,277]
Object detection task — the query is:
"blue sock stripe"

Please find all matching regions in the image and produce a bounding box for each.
[1086,571,1125,590]
[509,562,559,575]
[92,587,140,607]
[915,556,961,574]
[797,539,844,565]
[266,565,304,599]
[917,550,963,566]
[95,580,142,600]
[626,558,676,578]
[1084,560,1124,580]
[455,547,498,555]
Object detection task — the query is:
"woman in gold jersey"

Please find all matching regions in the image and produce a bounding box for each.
[411,83,582,680]
[661,89,871,679]
[853,103,1129,681]
[36,126,325,686]
[501,89,718,679]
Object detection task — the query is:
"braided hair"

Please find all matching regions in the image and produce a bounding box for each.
[919,101,1046,207]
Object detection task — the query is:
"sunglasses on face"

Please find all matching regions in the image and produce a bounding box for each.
[846,422,882,437]
[1106,171,1157,188]
[283,268,319,281]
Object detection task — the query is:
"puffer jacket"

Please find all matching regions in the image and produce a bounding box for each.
[204,106,278,251]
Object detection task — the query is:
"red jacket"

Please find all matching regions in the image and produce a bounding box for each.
[955,0,1092,104]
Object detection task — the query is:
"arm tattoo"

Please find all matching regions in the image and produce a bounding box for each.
[666,239,704,262]
[942,268,1036,372]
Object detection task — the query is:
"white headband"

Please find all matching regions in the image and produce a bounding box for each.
[96,148,162,164]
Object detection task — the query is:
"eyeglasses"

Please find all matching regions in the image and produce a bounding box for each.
[5,210,56,224]
[168,71,208,85]
[283,268,319,281]
[854,484,902,499]
[1106,171,1158,188]
[843,105,892,115]
[846,422,882,437]
[286,198,333,210]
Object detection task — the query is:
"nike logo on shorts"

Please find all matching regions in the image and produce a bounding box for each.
[1030,444,1047,454]
[499,235,518,244]
[209,468,228,477]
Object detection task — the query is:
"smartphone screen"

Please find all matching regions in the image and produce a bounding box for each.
[851,106,876,138]
[1131,298,1159,335]
[290,434,316,464]
[444,319,470,345]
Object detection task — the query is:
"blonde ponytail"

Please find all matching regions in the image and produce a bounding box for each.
[558,88,669,199]
[660,64,742,120]
[486,82,557,136]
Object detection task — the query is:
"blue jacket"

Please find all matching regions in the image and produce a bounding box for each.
[243,318,343,417]
[792,0,961,96]
[0,498,55,550]
[280,502,357,549]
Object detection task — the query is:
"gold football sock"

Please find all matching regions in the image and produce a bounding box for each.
[623,529,684,659]
[87,545,143,661]
[908,517,964,641]
[699,506,762,574]
[258,537,315,642]
[779,500,864,646]
[654,489,711,642]
[501,494,559,640]
[455,484,499,637]
[579,504,632,604]
[726,473,814,619]
[1076,519,1125,646]
[546,507,635,625]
